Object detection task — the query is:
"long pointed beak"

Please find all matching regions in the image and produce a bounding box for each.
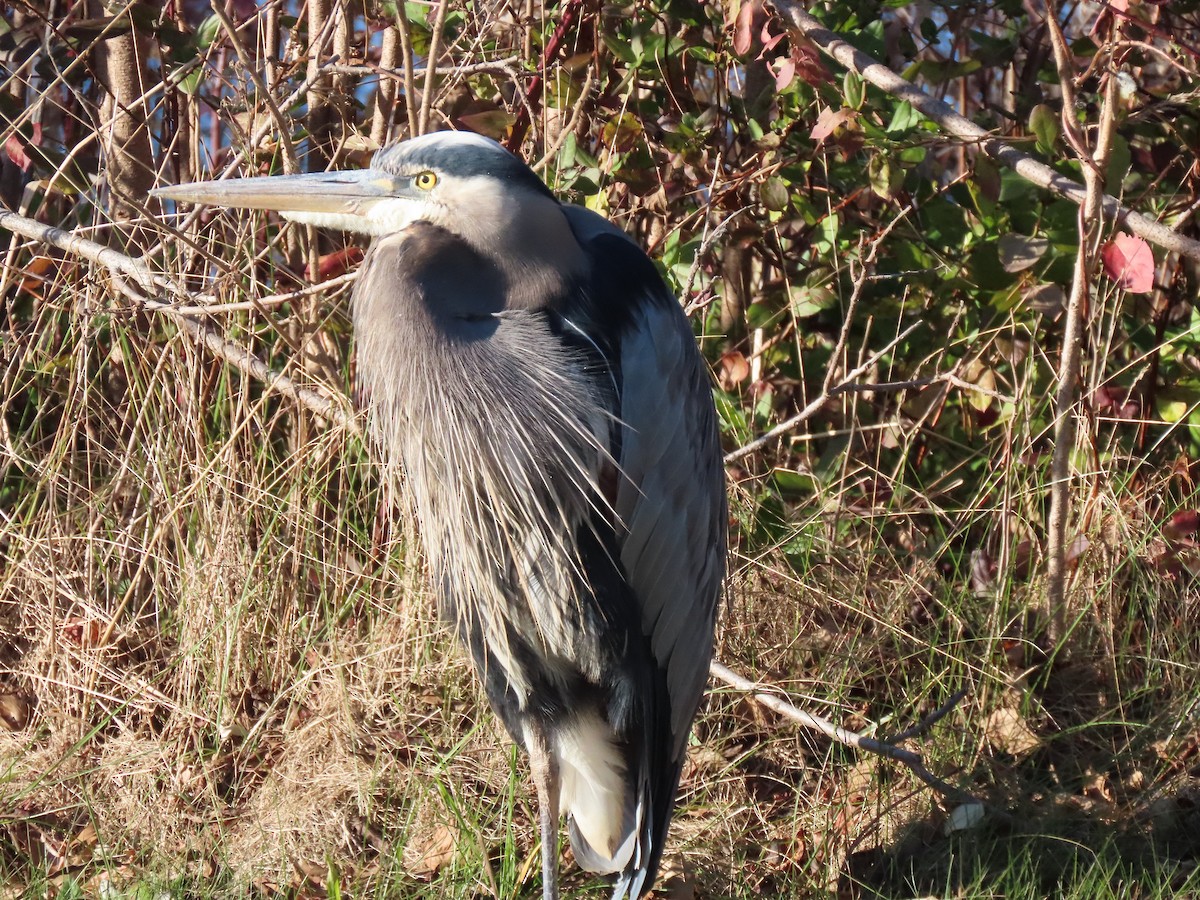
[151,170,410,235]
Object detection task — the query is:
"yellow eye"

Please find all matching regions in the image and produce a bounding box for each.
[414,171,438,190]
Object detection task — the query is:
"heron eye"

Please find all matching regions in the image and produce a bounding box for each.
[414,171,438,190]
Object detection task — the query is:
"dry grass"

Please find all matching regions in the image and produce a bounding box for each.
[5,290,1199,898]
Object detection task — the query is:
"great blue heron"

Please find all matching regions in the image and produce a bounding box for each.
[153,131,726,900]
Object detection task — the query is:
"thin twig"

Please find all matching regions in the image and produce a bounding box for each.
[210,1,300,174]
[506,0,587,152]
[0,206,354,431]
[823,205,916,395]
[394,6,419,137]
[683,204,749,313]
[888,688,970,743]
[532,66,597,172]
[327,57,524,80]
[709,661,976,803]
[167,271,359,315]
[724,322,920,465]
[769,0,1200,262]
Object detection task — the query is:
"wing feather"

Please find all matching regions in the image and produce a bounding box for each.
[562,204,725,899]
[615,298,725,754]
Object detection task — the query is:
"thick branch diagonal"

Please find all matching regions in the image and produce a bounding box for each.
[771,0,1200,261]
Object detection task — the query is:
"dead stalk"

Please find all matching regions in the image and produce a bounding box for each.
[1043,3,1122,642]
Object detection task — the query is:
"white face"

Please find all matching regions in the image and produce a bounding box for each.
[278,173,518,245]
[149,131,588,303]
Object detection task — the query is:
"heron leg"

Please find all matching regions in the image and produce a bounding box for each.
[525,720,561,900]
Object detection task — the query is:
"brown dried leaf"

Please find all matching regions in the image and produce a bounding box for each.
[404,823,458,880]
[61,617,106,648]
[654,861,697,899]
[998,234,1048,273]
[682,744,727,780]
[1065,533,1090,567]
[1164,510,1200,541]
[0,693,31,731]
[1024,283,1066,315]
[1082,770,1113,803]
[984,707,1039,758]
[718,350,751,391]
[457,109,516,141]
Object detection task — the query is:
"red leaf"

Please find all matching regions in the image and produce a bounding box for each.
[772,57,795,91]
[1101,234,1154,293]
[791,40,832,86]
[810,107,856,144]
[4,135,31,172]
[759,20,785,54]
[1165,510,1200,541]
[733,0,764,56]
[318,246,363,280]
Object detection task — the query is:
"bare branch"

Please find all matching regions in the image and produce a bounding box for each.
[211,1,300,174]
[0,209,159,291]
[0,207,354,431]
[328,58,525,80]
[418,0,450,136]
[709,661,977,803]
[1043,3,1122,639]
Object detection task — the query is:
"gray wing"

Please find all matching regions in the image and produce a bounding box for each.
[560,204,726,757]
[614,294,726,758]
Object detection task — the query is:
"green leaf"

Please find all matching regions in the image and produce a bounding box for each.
[887,101,921,134]
[790,282,838,317]
[173,64,205,95]
[813,213,840,254]
[603,33,638,65]
[545,70,584,110]
[774,469,816,496]
[843,71,864,110]
[967,242,1015,290]
[195,14,220,51]
[759,177,790,212]
[1156,393,1193,424]
[1029,103,1058,154]
[868,153,902,200]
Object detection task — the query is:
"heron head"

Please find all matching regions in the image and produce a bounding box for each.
[153,131,588,307]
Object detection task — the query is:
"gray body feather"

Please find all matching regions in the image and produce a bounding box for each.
[353,200,724,896]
